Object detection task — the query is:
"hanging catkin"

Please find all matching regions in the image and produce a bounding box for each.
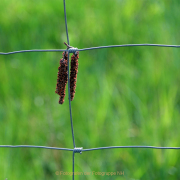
[55,51,68,104]
[70,51,79,101]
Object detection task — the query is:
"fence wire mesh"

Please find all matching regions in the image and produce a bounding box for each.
[0,0,180,179]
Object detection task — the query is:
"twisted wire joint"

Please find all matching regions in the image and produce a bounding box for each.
[73,147,83,154]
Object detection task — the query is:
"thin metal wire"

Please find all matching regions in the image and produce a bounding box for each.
[72,151,75,180]
[63,0,69,45]
[0,49,65,55]
[0,145,73,151]
[67,51,76,148]
[1,44,180,55]
[1,145,179,150]
[83,146,180,151]
[66,45,76,180]
[78,43,180,51]
[63,1,76,177]
[63,0,76,149]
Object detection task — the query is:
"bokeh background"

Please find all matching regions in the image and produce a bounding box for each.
[0,0,180,179]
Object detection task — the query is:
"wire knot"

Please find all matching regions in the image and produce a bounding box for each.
[73,147,83,154]
[68,47,78,53]
[64,42,78,54]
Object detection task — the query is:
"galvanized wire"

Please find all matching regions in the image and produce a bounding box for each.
[63,1,76,179]
[0,49,65,55]
[63,0,76,150]
[63,0,69,45]
[1,145,180,150]
[1,44,180,55]
[83,146,180,151]
[78,43,180,51]
[0,145,73,151]
[72,151,75,180]
[67,51,76,149]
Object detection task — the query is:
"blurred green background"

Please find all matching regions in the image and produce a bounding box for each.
[0,0,180,179]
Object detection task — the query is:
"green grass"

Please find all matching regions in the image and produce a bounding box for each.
[0,0,180,179]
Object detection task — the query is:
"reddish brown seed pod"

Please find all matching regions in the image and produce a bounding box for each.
[55,51,68,104]
[70,51,79,101]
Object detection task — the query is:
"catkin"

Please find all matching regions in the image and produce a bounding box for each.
[70,51,79,101]
[55,52,68,104]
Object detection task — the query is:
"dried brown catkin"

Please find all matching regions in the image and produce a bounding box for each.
[70,51,79,101]
[55,51,68,104]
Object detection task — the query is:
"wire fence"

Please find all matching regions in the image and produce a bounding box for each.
[0,0,180,179]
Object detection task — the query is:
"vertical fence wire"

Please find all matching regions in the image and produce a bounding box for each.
[63,0,69,45]
[72,151,75,180]
[63,0,76,178]
[63,0,76,149]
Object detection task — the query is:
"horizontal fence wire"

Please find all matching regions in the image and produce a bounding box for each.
[0,49,65,55]
[0,145,180,150]
[0,145,73,151]
[0,0,180,179]
[1,44,180,55]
